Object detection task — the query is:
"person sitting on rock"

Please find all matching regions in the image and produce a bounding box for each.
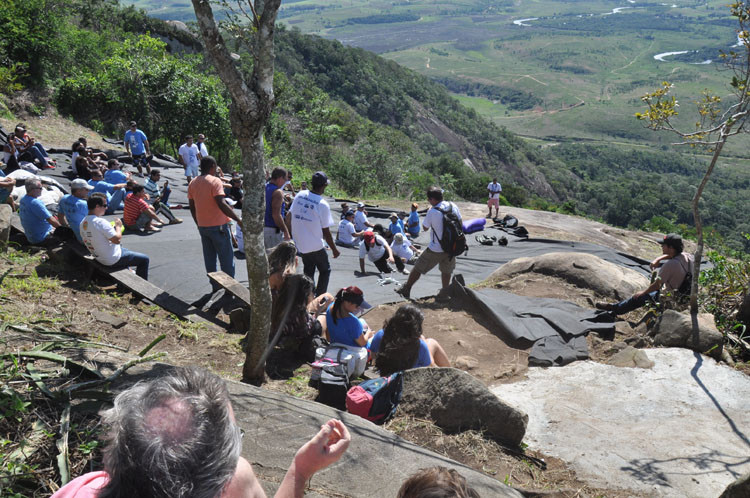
[12,124,56,169]
[336,210,364,248]
[58,178,93,242]
[368,304,451,375]
[270,274,329,360]
[18,178,62,246]
[358,231,408,275]
[390,233,420,266]
[2,132,20,174]
[88,169,127,214]
[318,286,374,347]
[144,169,181,224]
[354,202,374,232]
[123,185,168,232]
[103,159,131,185]
[51,366,351,498]
[596,233,694,315]
[397,466,479,498]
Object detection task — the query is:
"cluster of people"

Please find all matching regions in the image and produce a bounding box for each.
[52,366,480,498]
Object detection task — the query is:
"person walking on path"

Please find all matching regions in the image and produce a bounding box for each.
[487,177,502,218]
[288,171,339,296]
[178,135,202,184]
[264,167,291,250]
[124,121,152,177]
[396,186,461,300]
[188,156,242,292]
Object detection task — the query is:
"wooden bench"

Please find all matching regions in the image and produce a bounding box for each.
[208,271,251,307]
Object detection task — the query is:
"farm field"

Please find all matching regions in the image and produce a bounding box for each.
[123,0,750,155]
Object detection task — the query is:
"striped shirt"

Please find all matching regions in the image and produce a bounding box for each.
[144,178,160,204]
[123,193,149,226]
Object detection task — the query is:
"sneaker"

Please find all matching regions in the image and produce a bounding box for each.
[395,286,411,299]
[595,302,614,312]
[169,218,183,225]
[401,269,410,275]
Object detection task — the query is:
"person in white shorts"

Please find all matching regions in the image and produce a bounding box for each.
[178,135,202,184]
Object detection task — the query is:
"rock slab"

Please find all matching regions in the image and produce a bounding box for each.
[0,204,10,246]
[400,367,527,447]
[606,346,654,369]
[653,310,723,359]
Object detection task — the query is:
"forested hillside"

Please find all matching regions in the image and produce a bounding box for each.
[2,0,748,251]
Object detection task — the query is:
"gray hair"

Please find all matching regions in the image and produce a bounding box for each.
[24,178,42,194]
[98,367,241,498]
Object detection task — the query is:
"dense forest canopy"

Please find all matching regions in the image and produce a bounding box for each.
[1,0,748,251]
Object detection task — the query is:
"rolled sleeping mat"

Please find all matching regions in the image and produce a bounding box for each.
[462,217,486,234]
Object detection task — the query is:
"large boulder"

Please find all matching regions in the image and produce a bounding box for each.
[719,472,750,498]
[489,252,648,301]
[400,367,527,447]
[652,310,723,359]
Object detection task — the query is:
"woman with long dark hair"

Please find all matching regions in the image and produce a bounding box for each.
[369,304,451,376]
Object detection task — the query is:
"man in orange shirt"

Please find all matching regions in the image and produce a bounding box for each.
[188,156,242,292]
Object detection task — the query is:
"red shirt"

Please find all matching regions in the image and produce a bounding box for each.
[123,193,149,226]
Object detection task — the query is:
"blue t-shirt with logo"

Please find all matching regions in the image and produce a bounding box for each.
[19,195,54,244]
[59,194,89,241]
[367,329,432,369]
[124,129,148,155]
[325,304,363,347]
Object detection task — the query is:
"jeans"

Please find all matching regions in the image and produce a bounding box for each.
[335,239,360,248]
[198,224,235,291]
[611,291,659,315]
[106,188,126,214]
[113,248,150,279]
[25,143,50,167]
[300,248,331,296]
[160,185,171,206]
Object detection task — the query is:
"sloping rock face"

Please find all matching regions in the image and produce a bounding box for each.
[719,472,750,498]
[489,251,648,301]
[652,310,723,359]
[400,367,528,447]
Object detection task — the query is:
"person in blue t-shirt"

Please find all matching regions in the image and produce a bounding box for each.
[367,304,450,376]
[407,203,421,238]
[88,169,127,214]
[58,179,93,242]
[18,178,61,245]
[103,159,131,185]
[387,212,405,241]
[321,286,374,347]
[124,121,152,177]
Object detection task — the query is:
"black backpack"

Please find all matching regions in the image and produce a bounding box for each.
[435,203,467,258]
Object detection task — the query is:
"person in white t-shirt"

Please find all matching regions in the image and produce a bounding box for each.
[391,233,420,264]
[359,231,408,275]
[396,186,461,299]
[196,133,209,158]
[354,202,374,232]
[487,177,502,218]
[335,210,364,248]
[79,193,150,279]
[178,135,202,184]
[288,171,340,296]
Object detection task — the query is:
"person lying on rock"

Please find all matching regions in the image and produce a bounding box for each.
[596,233,693,315]
[368,304,451,375]
[51,366,351,498]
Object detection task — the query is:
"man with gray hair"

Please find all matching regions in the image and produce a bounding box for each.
[18,178,61,245]
[52,367,350,498]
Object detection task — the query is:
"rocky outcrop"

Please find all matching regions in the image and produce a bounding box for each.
[400,367,527,447]
[489,252,648,301]
[652,310,723,359]
[719,472,750,498]
[606,346,654,369]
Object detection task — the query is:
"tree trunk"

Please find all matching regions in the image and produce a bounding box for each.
[689,130,729,315]
[191,0,280,384]
[739,286,750,326]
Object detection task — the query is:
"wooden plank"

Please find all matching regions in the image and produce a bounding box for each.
[208,271,251,307]
[68,242,221,330]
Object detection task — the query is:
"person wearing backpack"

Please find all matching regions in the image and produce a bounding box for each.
[596,233,694,315]
[396,186,463,300]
